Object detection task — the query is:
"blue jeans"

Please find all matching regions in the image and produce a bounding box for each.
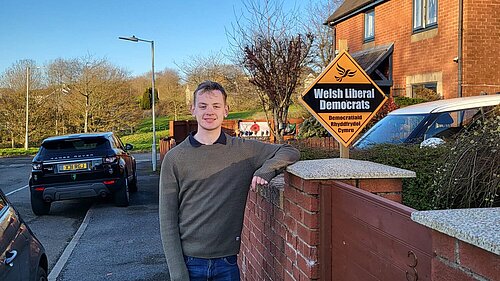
[184,255,240,281]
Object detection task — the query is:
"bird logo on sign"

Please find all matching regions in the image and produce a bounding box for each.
[335,64,356,82]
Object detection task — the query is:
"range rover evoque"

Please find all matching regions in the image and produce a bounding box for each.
[29,132,137,215]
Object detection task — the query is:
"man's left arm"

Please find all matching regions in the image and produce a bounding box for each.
[251,143,300,188]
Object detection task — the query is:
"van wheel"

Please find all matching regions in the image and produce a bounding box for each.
[36,265,48,281]
[31,194,51,216]
[114,174,129,207]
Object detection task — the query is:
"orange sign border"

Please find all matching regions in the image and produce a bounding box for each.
[299,50,388,147]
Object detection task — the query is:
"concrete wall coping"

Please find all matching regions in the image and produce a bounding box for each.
[411,208,500,255]
[286,158,416,180]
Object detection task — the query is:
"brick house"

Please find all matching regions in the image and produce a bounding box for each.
[325,0,500,99]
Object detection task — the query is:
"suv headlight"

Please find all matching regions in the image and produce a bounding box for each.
[32,163,42,170]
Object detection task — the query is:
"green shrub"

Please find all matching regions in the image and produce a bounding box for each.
[394,96,427,107]
[431,106,500,209]
[352,144,448,210]
[295,105,499,211]
[296,117,329,139]
[294,143,447,210]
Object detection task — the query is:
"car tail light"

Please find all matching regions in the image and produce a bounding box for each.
[103,156,117,164]
[32,163,42,170]
[34,187,45,191]
[103,180,116,185]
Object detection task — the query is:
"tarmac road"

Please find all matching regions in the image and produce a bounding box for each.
[0,153,170,280]
[51,154,170,281]
[1,156,93,272]
[49,154,170,281]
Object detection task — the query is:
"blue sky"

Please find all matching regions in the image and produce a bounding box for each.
[1,1,313,77]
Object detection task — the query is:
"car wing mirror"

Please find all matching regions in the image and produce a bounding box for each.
[125,143,134,151]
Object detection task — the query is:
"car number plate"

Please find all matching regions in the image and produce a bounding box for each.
[60,162,88,171]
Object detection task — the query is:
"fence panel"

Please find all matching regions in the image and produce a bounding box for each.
[321,181,432,281]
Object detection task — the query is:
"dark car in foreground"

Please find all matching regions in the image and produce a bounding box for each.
[0,189,48,280]
[29,132,137,215]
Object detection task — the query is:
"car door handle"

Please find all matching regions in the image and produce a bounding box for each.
[4,250,17,267]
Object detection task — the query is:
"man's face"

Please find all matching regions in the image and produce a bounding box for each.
[191,90,229,132]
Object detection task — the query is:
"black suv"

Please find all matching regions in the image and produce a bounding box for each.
[29,132,137,215]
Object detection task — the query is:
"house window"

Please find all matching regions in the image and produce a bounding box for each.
[412,82,438,99]
[413,0,437,31]
[364,10,375,42]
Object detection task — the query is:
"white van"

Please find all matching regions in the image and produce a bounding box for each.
[354,95,500,148]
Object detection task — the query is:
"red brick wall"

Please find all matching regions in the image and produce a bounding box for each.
[239,173,321,281]
[462,0,500,96]
[239,172,404,280]
[334,0,500,98]
[431,230,500,280]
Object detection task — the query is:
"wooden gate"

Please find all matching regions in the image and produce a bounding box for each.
[320,181,432,281]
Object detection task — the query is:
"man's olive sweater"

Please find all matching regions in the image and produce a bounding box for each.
[159,133,300,280]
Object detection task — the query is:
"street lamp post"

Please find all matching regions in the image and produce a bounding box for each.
[119,35,157,171]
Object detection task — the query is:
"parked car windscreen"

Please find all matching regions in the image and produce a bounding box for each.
[40,137,109,155]
[423,108,482,140]
[355,114,427,148]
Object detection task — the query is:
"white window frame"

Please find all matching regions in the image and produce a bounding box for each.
[413,0,437,31]
[364,10,375,42]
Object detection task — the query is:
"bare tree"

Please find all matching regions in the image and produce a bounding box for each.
[229,0,313,141]
[47,56,141,134]
[305,0,341,73]
[0,57,144,146]
[222,64,259,112]
[0,87,24,148]
[87,77,141,133]
[61,55,139,133]
[178,53,258,110]
[46,58,76,135]
[128,75,150,101]
[0,59,46,147]
[178,53,228,89]
[155,68,186,121]
[64,56,106,132]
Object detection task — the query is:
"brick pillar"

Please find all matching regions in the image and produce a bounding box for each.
[287,159,414,204]
[341,178,404,203]
[285,158,415,281]
[282,172,321,280]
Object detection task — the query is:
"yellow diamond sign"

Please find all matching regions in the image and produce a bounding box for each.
[299,50,388,147]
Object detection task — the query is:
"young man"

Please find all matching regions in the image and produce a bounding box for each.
[159,81,300,281]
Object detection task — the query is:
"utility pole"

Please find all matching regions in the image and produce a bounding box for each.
[25,66,30,150]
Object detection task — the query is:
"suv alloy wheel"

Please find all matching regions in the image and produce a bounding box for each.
[114,172,129,207]
[30,192,51,216]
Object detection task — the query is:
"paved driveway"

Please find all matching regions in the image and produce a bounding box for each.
[50,156,171,281]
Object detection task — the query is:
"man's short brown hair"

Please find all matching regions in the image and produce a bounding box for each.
[193,80,227,104]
